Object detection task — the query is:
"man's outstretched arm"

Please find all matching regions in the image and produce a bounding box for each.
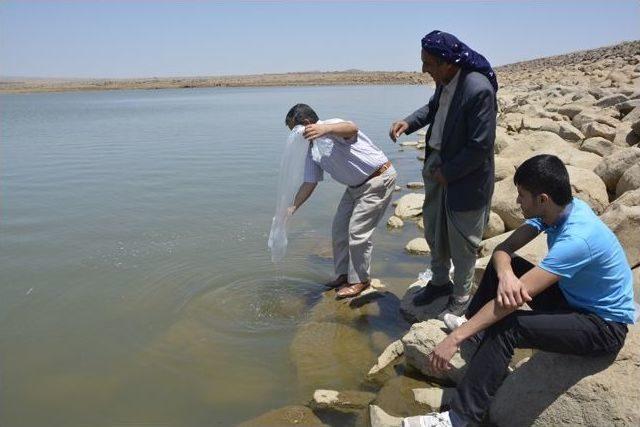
[288,182,317,215]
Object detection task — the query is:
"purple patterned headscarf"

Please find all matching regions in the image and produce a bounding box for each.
[421,30,498,92]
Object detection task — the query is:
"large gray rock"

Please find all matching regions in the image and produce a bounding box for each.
[521,117,584,142]
[494,127,513,154]
[615,99,640,115]
[491,178,523,230]
[594,93,628,108]
[600,204,640,267]
[499,131,601,171]
[387,216,404,228]
[613,122,640,147]
[238,405,326,427]
[583,121,617,141]
[395,193,425,219]
[607,188,640,211]
[310,389,376,412]
[369,405,402,427]
[594,147,640,192]
[572,109,620,130]
[402,319,468,384]
[412,387,457,412]
[558,102,589,119]
[483,211,506,239]
[566,165,609,214]
[490,325,640,427]
[479,232,548,265]
[580,136,620,157]
[616,164,640,197]
[494,156,516,181]
[400,280,452,323]
[405,238,429,255]
[367,340,404,380]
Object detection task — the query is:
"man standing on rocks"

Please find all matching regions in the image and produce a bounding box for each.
[389,31,498,318]
[286,104,397,299]
[403,155,635,427]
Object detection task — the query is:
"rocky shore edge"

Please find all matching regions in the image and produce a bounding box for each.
[238,41,640,426]
[1,40,638,94]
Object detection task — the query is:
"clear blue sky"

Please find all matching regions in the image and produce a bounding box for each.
[1,0,639,78]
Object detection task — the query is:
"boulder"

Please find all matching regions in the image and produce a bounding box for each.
[367,340,404,380]
[499,131,601,171]
[490,325,640,427]
[593,93,628,108]
[520,117,584,142]
[600,204,640,267]
[400,280,452,323]
[606,188,640,211]
[479,232,547,265]
[633,118,640,135]
[369,405,402,427]
[615,99,640,115]
[566,165,609,214]
[237,405,325,427]
[483,211,506,239]
[579,136,619,157]
[395,193,425,219]
[407,182,425,189]
[622,106,640,124]
[557,103,589,119]
[402,319,468,384]
[616,163,640,197]
[594,147,640,192]
[310,389,376,412]
[613,122,640,147]
[494,157,516,181]
[583,121,617,141]
[572,109,620,130]
[494,127,513,154]
[373,375,434,418]
[491,178,523,230]
[412,387,457,412]
[387,216,404,228]
[633,267,639,297]
[405,238,430,255]
[400,141,419,147]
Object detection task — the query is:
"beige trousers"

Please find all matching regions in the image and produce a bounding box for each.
[332,167,397,283]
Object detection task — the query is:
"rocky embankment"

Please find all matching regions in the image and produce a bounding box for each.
[241,41,640,426]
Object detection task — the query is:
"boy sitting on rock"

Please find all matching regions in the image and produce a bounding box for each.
[404,154,635,427]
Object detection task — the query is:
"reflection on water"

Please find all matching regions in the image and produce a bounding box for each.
[0,85,433,426]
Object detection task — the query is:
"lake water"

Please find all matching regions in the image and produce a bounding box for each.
[1,85,434,426]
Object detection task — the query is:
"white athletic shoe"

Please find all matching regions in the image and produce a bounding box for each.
[443,313,467,331]
[402,411,453,427]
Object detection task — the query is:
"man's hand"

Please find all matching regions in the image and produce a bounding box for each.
[428,335,459,373]
[432,168,448,186]
[303,124,330,141]
[286,206,296,216]
[389,120,409,142]
[497,269,532,309]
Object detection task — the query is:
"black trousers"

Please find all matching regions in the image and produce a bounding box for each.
[449,256,628,423]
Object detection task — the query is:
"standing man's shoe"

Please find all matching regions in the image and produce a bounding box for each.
[412,281,453,306]
[438,295,471,320]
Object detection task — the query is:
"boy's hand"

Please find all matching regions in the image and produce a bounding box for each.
[303,124,330,141]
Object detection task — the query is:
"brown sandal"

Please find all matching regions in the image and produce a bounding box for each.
[336,282,370,299]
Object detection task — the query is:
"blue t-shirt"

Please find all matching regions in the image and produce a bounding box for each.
[525,198,635,324]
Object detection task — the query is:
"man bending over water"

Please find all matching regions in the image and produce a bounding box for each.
[285,104,397,299]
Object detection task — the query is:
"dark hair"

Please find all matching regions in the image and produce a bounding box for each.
[285,104,319,127]
[513,154,572,206]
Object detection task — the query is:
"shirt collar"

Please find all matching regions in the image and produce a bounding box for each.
[547,200,574,231]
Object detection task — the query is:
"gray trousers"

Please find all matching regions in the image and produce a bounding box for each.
[422,154,488,297]
[332,167,397,283]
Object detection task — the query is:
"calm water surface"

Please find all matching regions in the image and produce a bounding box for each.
[1,85,434,426]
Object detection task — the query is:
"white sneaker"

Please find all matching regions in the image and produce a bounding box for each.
[402,411,453,427]
[443,313,467,331]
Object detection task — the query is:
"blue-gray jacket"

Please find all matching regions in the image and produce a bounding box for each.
[404,70,496,211]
